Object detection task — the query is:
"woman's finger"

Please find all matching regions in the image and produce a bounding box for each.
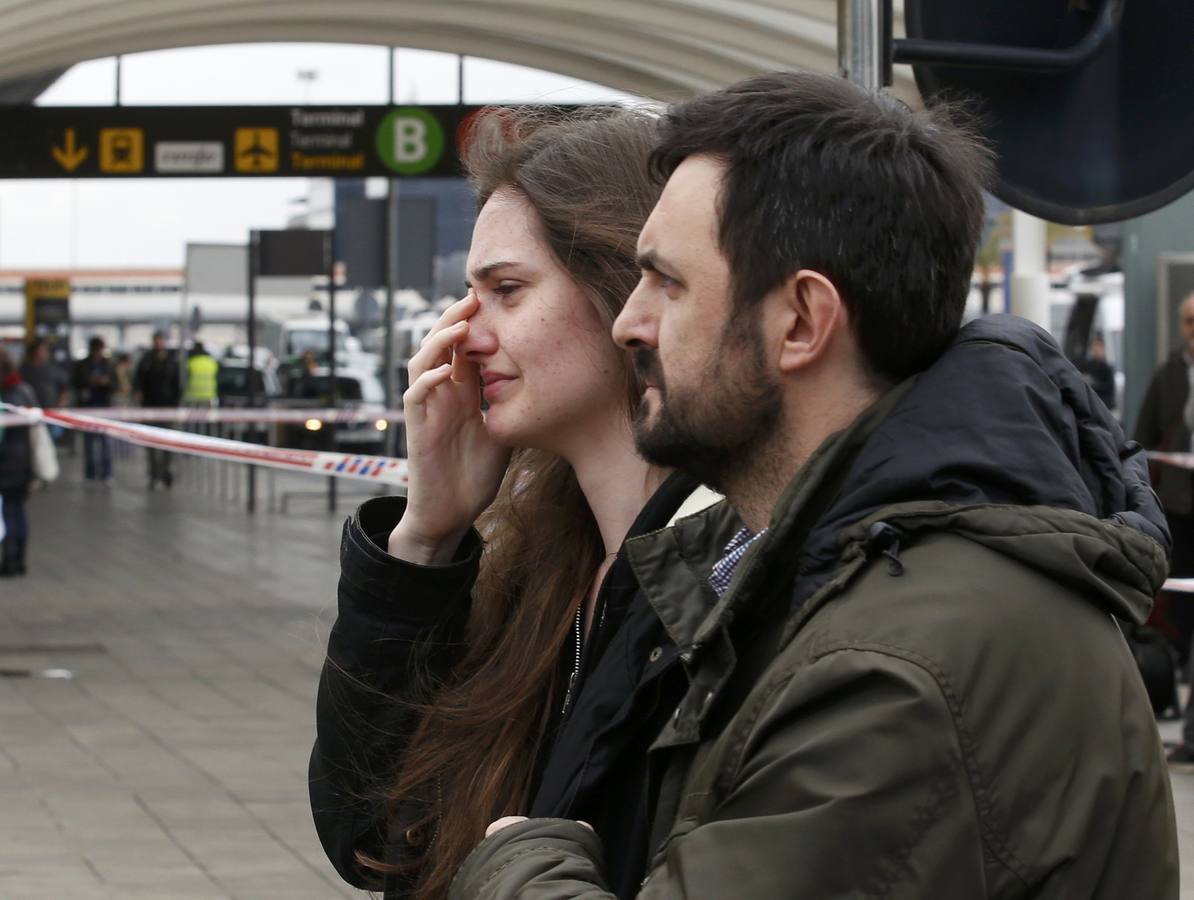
[409,320,469,381]
[450,343,475,384]
[403,363,455,408]
[419,291,478,349]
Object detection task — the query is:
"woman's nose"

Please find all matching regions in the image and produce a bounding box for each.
[457,306,499,359]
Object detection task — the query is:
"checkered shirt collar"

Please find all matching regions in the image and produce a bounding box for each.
[708,526,767,598]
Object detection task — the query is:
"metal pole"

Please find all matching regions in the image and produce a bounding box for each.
[838,0,885,90]
[247,231,258,513]
[327,228,337,513]
[389,46,395,106]
[383,48,400,459]
[384,181,401,458]
[115,56,121,105]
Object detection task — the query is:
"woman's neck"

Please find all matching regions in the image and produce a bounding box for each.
[561,412,670,559]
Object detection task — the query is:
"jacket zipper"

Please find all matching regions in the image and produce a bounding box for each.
[561,605,583,715]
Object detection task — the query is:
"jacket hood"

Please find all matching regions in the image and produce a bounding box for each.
[786,314,1169,625]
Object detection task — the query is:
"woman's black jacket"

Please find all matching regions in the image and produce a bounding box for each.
[308,472,702,899]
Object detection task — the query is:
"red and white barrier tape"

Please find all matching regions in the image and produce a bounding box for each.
[1,404,409,487]
[0,406,404,427]
[1147,451,1194,471]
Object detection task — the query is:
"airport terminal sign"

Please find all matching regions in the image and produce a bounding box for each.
[0,105,481,178]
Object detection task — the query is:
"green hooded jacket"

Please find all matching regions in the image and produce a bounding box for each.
[449,316,1179,899]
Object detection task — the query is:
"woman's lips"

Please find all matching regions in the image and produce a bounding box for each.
[481,374,515,400]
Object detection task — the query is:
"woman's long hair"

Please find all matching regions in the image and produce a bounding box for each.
[365,106,662,900]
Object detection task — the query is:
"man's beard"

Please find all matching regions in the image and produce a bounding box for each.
[631,318,781,491]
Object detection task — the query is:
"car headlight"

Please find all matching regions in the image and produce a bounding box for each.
[304,419,323,432]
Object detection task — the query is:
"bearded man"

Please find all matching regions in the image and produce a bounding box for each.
[451,73,1179,899]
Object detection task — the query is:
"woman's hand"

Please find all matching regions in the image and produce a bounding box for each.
[389,291,511,564]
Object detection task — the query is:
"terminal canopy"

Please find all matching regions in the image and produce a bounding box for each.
[0,0,918,103]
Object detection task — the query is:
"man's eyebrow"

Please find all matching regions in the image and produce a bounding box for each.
[637,250,664,273]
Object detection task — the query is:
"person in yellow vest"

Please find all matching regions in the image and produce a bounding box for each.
[184,341,220,407]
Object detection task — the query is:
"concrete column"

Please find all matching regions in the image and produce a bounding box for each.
[1011,209,1051,327]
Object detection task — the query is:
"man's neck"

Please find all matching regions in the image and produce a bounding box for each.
[725,383,880,532]
[720,429,807,533]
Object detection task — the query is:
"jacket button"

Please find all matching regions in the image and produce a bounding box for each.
[404,825,425,847]
[648,646,663,663]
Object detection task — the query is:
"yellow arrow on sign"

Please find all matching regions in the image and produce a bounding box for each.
[52,128,88,172]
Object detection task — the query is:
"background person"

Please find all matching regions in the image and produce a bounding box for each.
[455,72,1178,899]
[0,347,38,576]
[111,352,134,460]
[183,341,219,407]
[308,108,713,900]
[134,330,180,489]
[72,335,115,484]
[1077,333,1116,410]
[1136,290,1194,767]
[22,338,72,455]
[20,338,69,413]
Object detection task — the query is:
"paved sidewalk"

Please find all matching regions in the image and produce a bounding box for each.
[1,458,373,899]
[0,452,1191,897]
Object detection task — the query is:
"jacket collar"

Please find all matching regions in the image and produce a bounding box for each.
[625,380,912,657]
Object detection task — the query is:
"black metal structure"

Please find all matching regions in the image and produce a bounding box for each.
[895,0,1194,224]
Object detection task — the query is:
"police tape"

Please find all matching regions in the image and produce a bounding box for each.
[0,404,409,487]
[0,406,404,428]
[1147,451,1194,471]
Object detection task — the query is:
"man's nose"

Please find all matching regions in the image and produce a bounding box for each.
[612,280,657,350]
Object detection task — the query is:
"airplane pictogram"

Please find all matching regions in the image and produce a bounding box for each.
[234,128,279,173]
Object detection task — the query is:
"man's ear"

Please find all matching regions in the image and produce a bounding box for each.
[773,270,847,374]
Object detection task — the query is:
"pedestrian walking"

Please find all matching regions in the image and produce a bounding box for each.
[0,347,38,576]
[183,341,219,407]
[20,337,69,411]
[1134,291,1194,768]
[21,337,71,450]
[454,73,1179,900]
[111,352,134,460]
[133,330,180,489]
[72,336,115,484]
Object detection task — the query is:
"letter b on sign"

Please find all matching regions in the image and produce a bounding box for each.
[377,108,445,175]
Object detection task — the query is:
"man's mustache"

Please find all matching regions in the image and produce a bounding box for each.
[631,348,665,389]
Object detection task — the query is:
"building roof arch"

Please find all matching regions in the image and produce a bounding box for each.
[0,0,916,103]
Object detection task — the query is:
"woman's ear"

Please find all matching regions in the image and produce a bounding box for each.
[773,270,847,374]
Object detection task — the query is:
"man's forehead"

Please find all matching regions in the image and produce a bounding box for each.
[661,155,726,209]
[638,155,724,253]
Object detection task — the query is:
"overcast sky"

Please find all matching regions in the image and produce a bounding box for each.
[0,44,637,270]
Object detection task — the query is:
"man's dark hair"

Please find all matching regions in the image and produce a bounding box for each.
[651,72,994,383]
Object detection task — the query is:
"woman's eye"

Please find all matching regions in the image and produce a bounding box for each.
[493,283,521,299]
